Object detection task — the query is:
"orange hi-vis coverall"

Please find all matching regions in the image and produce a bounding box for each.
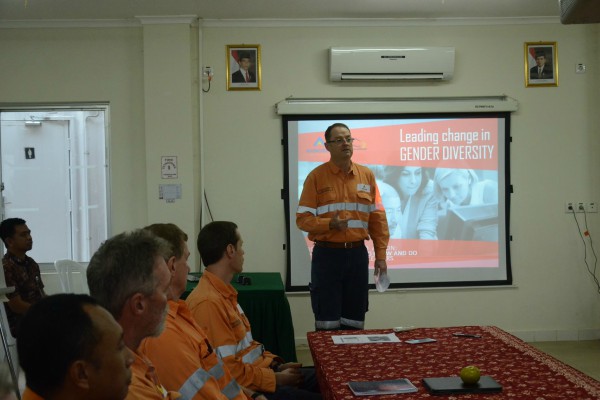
[139,299,246,400]
[186,271,283,393]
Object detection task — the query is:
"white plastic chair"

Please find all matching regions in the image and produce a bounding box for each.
[0,296,20,397]
[53,259,89,294]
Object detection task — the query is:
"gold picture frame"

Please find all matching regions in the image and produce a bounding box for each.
[524,42,558,87]
[226,44,261,91]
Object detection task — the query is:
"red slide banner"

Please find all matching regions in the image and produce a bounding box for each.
[299,119,498,170]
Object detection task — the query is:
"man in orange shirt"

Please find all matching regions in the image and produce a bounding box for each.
[87,230,180,400]
[187,221,321,400]
[18,294,134,400]
[297,122,389,330]
[139,223,264,400]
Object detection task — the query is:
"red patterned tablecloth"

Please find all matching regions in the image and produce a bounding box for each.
[307,326,600,399]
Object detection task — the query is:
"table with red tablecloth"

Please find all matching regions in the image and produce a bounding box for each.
[307,326,600,399]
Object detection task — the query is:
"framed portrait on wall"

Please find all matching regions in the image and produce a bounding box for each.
[227,44,261,91]
[525,42,558,87]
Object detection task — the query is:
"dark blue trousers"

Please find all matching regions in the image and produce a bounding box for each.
[309,245,369,330]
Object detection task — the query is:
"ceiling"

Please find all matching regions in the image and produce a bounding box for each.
[0,0,561,22]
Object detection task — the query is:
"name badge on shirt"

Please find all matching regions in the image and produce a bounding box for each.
[357,183,370,193]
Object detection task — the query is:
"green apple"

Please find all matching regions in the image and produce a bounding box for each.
[460,365,481,385]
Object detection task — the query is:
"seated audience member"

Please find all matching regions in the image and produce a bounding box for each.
[139,223,264,400]
[17,293,134,400]
[0,218,46,337]
[87,229,179,400]
[186,221,321,400]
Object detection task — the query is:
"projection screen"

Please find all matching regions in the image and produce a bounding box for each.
[279,97,515,292]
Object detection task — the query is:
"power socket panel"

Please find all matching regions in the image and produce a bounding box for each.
[565,201,598,213]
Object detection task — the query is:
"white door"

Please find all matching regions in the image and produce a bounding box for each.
[0,119,72,263]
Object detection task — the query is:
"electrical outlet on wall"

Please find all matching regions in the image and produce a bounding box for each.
[565,201,598,213]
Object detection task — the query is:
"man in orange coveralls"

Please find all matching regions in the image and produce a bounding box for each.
[297,122,389,330]
[18,294,134,400]
[187,221,321,400]
[87,229,180,400]
[139,223,265,400]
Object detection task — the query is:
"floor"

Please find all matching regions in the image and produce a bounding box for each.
[296,340,600,382]
[530,340,600,381]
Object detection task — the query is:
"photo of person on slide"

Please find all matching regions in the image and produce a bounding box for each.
[433,168,498,211]
[376,180,402,239]
[384,166,438,240]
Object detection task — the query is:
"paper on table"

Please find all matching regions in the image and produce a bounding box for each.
[348,378,418,396]
[332,332,400,344]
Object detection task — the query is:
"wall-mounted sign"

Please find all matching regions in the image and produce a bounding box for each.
[159,184,182,203]
[161,156,178,179]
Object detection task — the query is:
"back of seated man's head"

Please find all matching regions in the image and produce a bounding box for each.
[197,221,238,266]
[87,229,170,320]
[144,223,188,261]
[0,218,26,246]
[17,294,133,400]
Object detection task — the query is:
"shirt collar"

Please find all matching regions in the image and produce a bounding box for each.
[5,251,30,264]
[203,269,237,299]
[167,299,185,318]
[327,160,355,175]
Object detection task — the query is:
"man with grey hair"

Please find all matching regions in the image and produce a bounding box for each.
[87,229,177,400]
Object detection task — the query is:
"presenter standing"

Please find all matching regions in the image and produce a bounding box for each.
[296,123,389,330]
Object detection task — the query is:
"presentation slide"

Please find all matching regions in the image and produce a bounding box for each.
[284,113,511,291]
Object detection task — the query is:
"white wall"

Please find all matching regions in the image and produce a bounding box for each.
[0,27,147,233]
[200,21,600,342]
[1,19,599,344]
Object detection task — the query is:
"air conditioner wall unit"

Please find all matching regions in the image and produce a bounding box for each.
[329,47,455,82]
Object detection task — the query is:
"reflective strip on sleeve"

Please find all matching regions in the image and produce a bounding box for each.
[211,360,243,400]
[242,343,265,364]
[208,361,225,380]
[179,368,212,399]
[297,206,316,214]
[222,379,244,399]
[236,303,245,315]
[347,220,369,229]
[216,332,254,359]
